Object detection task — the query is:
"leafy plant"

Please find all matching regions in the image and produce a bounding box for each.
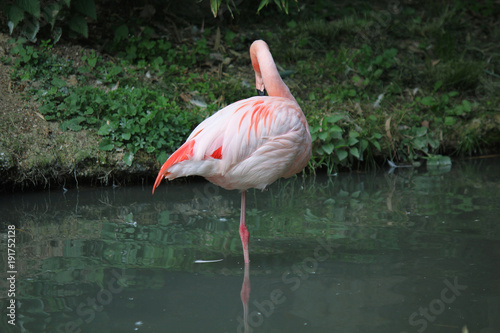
[38,85,203,166]
[8,37,73,80]
[107,26,211,74]
[352,45,398,95]
[209,0,295,17]
[309,114,344,173]
[4,0,497,179]
[308,113,382,173]
[6,34,236,167]
[417,88,475,128]
[3,0,97,41]
[398,125,440,161]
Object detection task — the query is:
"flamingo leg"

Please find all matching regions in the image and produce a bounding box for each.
[240,262,251,332]
[239,190,250,264]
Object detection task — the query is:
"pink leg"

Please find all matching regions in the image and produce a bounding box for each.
[240,262,250,332]
[239,190,250,264]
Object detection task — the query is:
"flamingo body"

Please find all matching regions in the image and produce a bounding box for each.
[153,40,311,263]
[153,96,310,191]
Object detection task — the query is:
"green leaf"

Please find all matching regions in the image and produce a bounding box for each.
[99,138,114,151]
[347,135,359,146]
[336,150,348,161]
[210,0,222,17]
[124,151,134,166]
[87,55,97,67]
[359,139,369,154]
[433,80,443,92]
[109,66,122,76]
[42,3,62,28]
[453,105,464,115]
[350,147,360,159]
[7,5,25,31]
[328,124,343,133]
[349,130,360,138]
[68,15,88,38]
[326,115,344,124]
[462,100,472,112]
[322,143,334,155]
[371,140,381,151]
[17,0,40,18]
[426,155,452,167]
[258,0,270,12]
[334,139,348,149]
[276,0,289,13]
[413,137,428,150]
[444,116,456,126]
[22,17,40,41]
[51,77,66,88]
[84,107,94,115]
[318,132,328,141]
[330,129,343,140]
[415,126,427,137]
[428,137,440,149]
[420,96,435,106]
[441,94,449,105]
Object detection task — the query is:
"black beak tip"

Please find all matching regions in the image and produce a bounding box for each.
[257,89,266,96]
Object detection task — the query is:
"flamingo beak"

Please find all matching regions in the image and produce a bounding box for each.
[257,89,266,96]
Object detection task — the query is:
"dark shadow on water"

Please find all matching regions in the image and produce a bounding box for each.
[1,157,500,332]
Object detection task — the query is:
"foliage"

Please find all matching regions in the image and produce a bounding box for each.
[308,114,382,173]
[275,0,498,170]
[210,0,295,17]
[42,86,200,166]
[106,26,211,72]
[3,0,296,42]
[2,0,499,182]
[7,36,222,166]
[3,0,97,41]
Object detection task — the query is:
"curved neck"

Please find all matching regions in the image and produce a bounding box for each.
[250,40,296,103]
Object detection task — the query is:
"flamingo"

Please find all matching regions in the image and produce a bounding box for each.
[152,40,311,264]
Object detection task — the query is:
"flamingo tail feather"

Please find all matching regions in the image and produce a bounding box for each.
[152,140,196,193]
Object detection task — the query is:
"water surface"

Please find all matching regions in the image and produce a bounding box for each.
[1,158,499,333]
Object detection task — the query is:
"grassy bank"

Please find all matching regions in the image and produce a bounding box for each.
[0,0,499,191]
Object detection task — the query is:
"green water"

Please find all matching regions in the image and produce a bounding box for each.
[1,158,499,333]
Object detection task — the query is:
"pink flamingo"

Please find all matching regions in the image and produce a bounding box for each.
[152,40,311,264]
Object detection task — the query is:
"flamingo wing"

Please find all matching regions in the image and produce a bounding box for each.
[152,95,311,193]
